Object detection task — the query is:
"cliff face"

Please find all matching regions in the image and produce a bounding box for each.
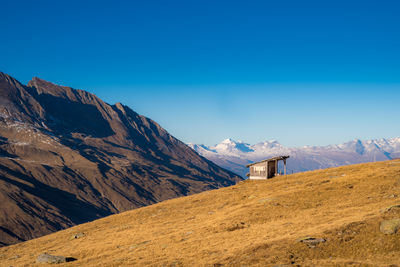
[0,72,241,246]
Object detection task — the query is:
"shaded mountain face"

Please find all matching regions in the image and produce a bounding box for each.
[0,72,241,246]
[0,73,45,124]
[188,137,400,177]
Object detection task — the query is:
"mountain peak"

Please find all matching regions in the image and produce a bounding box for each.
[28,76,55,87]
[28,76,72,97]
[0,72,45,122]
[27,77,106,109]
[221,138,237,144]
[0,71,14,81]
[214,138,253,154]
[29,76,44,82]
[114,102,126,113]
[0,72,25,90]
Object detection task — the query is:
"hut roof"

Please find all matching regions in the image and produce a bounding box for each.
[246,156,290,167]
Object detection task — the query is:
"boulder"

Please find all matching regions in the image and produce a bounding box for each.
[70,232,86,240]
[298,237,326,248]
[36,253,66,264]
[381,205,400,213]
[380,218,400,234]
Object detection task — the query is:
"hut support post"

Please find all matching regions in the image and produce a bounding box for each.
[283,159,287,175]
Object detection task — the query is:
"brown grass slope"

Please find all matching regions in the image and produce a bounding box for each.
[1,160,400,266]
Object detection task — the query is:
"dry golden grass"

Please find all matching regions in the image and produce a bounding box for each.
[1,160,400,266]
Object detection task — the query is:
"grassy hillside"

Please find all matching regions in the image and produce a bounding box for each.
[1,160,400,266]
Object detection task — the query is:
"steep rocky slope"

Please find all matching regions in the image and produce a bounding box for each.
[1,160,399,266]
[0,72,241,246]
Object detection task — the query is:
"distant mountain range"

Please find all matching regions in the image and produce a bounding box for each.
[0,72,240,246]
[188,137,400,177]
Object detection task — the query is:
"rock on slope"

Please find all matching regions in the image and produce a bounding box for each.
[188,137,400,177]
[0,72,241,246]
[1,160,399,266]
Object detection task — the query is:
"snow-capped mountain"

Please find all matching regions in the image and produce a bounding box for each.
[188,137,400,178]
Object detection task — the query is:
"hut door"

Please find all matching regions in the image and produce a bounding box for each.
[267,161,275,178]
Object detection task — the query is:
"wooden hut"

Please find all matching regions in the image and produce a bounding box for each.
[246,156,289,179]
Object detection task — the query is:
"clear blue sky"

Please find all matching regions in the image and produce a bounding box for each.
[1,0,399,146]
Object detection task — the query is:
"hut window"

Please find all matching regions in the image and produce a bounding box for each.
[252,165,265,175]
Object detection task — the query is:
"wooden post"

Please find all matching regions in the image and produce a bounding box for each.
[275,160,278,176]
[284,159,287,175]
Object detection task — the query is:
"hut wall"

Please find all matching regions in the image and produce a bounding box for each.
[250,162,267,178]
